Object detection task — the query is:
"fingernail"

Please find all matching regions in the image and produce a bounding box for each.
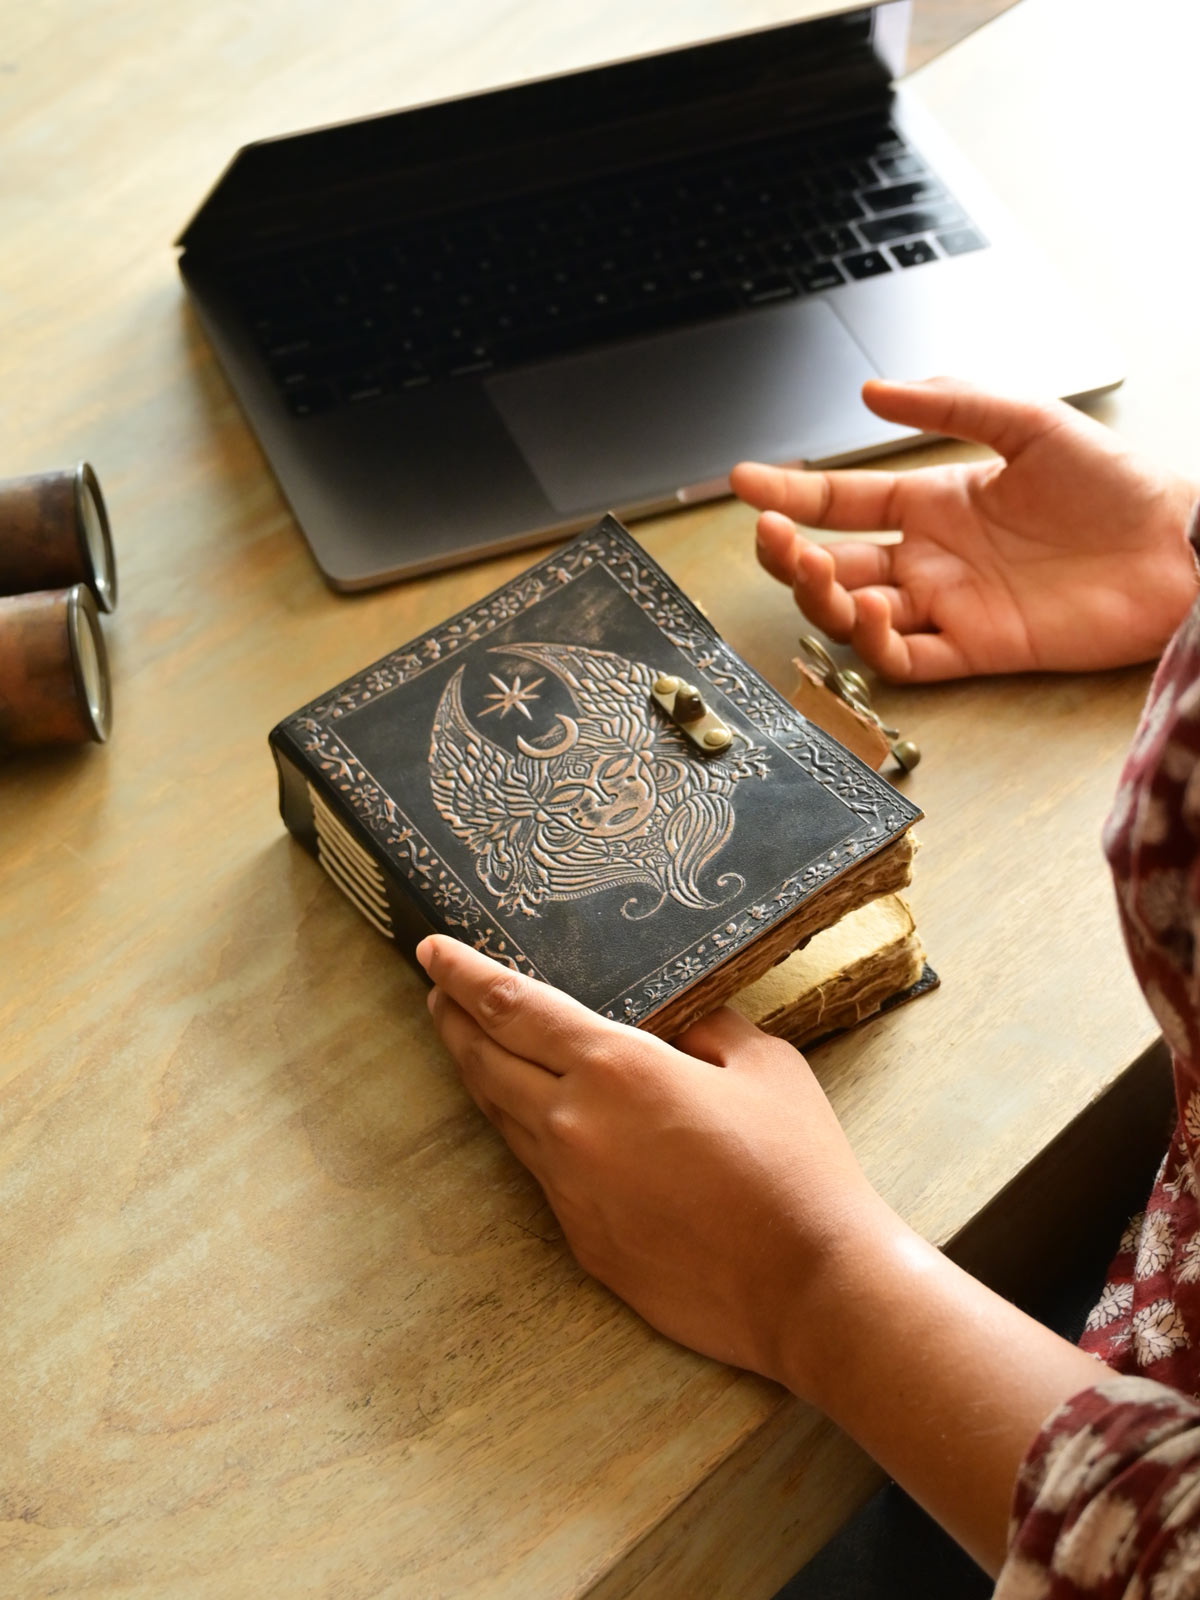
[415,937,434,970]
[426,986,439,1014]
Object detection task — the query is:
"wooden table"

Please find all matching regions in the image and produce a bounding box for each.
[2,1,1196,1594]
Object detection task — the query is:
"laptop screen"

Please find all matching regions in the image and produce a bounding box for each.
[179,3,910,259]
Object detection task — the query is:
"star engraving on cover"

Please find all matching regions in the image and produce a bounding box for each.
[428,642,769,918]
[477,672,545,720]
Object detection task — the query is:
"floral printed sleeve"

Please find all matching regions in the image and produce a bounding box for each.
[996,1378,1200,1598]
[995,507,1200,1595]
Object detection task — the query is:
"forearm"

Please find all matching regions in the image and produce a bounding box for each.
[780,1199,1103,1577]
[419,936,1116,1576]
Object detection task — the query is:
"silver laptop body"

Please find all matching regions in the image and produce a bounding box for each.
[177,1,1121,590]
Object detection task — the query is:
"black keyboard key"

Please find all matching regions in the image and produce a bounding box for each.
[806,167,843,200]
[937,227,988,256]
[354,293,395,326]
[822,193,866,223]
[285,384,336,418]
[843,250,892,280]
[313,286,361,316]
[808,225,860,258]
[860,179,946,215]
[875,151,925,181]
[730,216,771,244]
[743,184,785,213]
[593,250,634,277]
[685,222,740,256]
[495,286,738,367]
[393,358,434,388]
[793,260,846,294]
[340,371,390,405]
[714,247,769,283]
[681,261,718,288]
[546,262,585,290]
[492,275,535,304]
[609,285,738,335]
[838,160,876,190]
[890,239,938,268]
[270,353,326,388]
[265,334,315,360]
[559,223,607,258]
[735,273,798,306]
[441,321,486,349]
[834,121,901,159]
[858,205,963,246]
[301,258,358,293]
[538,290,590,323]
[767,236,815,270]
[382,329,432,360]
[447,349,495,378]
[250,308,315,350]
[399,295,444,327]
[630,270,684,300]
[789,203,820,235]
[322,337,377,378]
[582,283,633,313]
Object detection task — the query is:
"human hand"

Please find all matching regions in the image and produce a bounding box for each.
[417,934,893,1391]
[731,376,1199,682]
[419,935,1117,1573]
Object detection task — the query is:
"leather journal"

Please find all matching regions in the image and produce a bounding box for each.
[269,516,922,1037]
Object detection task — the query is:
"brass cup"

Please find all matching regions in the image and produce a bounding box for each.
[0,462,117,612]
[0,585,112,751]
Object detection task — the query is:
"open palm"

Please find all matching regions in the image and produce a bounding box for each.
[731,377,1199,682]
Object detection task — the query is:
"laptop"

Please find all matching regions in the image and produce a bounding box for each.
[176,0,1122,591]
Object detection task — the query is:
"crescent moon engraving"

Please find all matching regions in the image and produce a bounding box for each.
[517,715,579,759]
[429,643,765,920]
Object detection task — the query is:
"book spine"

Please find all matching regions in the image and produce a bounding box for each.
[270,733,439,963]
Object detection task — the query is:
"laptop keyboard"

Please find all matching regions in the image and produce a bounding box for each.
[222,117,986,419]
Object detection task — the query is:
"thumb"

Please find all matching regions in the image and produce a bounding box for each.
[862,376,1067,461]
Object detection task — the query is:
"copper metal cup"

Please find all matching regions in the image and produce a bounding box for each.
[0,463,117,613]
[0,585,112,751]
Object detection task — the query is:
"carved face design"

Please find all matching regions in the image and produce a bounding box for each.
[544,750,659,839]
[428,642,765,917]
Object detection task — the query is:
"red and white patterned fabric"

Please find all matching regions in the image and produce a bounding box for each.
[997,511,1200,1595]
[999,1379,1200,1597]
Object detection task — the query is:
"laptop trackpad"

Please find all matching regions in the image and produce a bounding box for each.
[486,300,882,515]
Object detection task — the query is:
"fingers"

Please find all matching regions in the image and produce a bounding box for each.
[416,936,626,1076]
[757,560,968,681]
[861,376,1066,462]
[756,512,923,639]
[732,458,901,532]
[733,380,1068,532]
[790,539,856,638]
[673,1006,804,1072]
[427,985,551,1161]
[755,515,852,637]
[848,588,971,682]
[758,517,961,679]
[757,511,895,587]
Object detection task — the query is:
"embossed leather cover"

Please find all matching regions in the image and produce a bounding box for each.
[269,516,921,1033]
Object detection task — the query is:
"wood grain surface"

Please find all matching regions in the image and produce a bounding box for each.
[1,1,1195,1596]
[908,0,1020,67]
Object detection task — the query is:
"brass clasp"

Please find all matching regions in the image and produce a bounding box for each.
[650,672,733,754]
[797,636,920,773]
